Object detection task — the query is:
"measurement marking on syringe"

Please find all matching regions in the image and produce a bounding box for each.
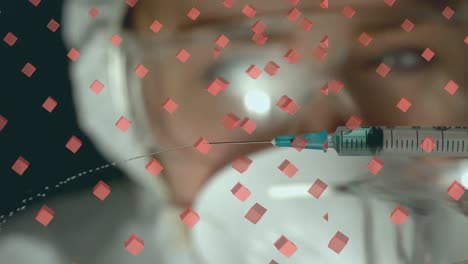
[416,129,419,152]
[391,129,394,148]
[441,130,445,152]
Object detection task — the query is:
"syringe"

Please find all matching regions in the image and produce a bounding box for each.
[272,126,468,157]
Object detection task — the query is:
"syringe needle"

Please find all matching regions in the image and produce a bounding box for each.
[208,140,273,145]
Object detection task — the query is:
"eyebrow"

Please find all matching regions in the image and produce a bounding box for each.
[177,0,460,32]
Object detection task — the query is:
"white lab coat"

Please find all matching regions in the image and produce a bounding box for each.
[0,179,198,263]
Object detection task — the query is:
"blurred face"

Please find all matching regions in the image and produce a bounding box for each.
[130,0,468,206]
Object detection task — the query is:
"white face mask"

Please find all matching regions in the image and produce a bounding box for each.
[191,147,468,264]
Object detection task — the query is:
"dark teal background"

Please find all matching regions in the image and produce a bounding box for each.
[0,0,125,216]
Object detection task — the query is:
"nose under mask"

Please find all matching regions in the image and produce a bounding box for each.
[191,147,468,264]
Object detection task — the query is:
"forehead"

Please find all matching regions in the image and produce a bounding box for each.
[144,0,455,32]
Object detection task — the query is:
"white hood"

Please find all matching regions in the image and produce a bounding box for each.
[62,0,168,202]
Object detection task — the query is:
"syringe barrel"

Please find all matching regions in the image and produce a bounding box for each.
[333,126,468,157]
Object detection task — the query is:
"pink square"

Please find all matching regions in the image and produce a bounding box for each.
[239,118,257,134]
[421,48,435,62]
[384,0,396,7]
[47,19,60,32]
[420,136,436,153]
[251,20,266,34]
[329,80,343,94]
[187,7,200,21]
[396,97,412,113]
[358,32,372,46]
[223,0,236,8]
[345,115,362,130]
[206,77,229,96]
[264,61,280,76]
[90,80,104,94]
[401,19,414,32]
[4,32,17,46]
[448,180,465,201]
[0,115,7,132]
[442,6,454,20]
[232,155,252,173]
[376,63,391,77]
[29,0,41,7]
[67,48,80,62]
[245,203,267,224]
[125,233,144,256]
[22,63,36,77]
[150,20,163,33]
[323,212,329,221]
[287,8,302,22]
[444,80,459,95]
[180,208,200,228]
[278,159,298,178]
[135,64,149,78]
[321,83,329,95]
[328,231,349,254]
[291,135,308,152]
[252,33,268,45]
[312,46,327,61]
[162,98,178,113]
[320,35,329,49]
[116,116,132,132]
[246,64,262,79]
[12,156,30,176]
[390,205,409,225]
[214,48,221,59]
[176,49,191,63]
[464,36,468,45]
[145,158,164,176]
[215,34,229,49]
[194,137,212,154]
[66,136,82,153]
[35,205,54,227]
[242,4,256,18]
[42,96,58,113]
[320,0,328,9]
[221,113,240,130]
[276,95,299,115]
[88,7,99,19]
[284,49,301,64]
[299,17,313,32]
[126,0,139,8]
[342,5,356,19]
[231,182,251,202]
[308,179,328,198]
[274,235,297,258]
[93,180,111,201]
[110,34,123,47]
[367,156,383,175]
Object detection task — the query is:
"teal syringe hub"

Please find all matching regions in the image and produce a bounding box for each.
[273,130,329,151]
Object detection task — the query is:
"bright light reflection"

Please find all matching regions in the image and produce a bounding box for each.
[244,90,271,114]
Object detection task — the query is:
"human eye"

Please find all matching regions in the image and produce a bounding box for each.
[369,47,433,74]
